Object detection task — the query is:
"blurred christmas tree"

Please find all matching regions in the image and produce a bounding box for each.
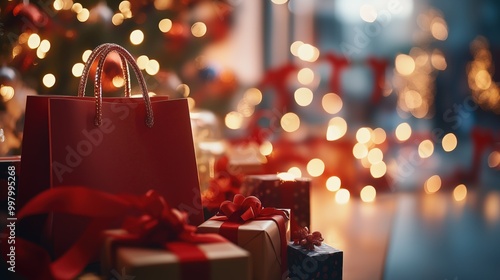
[0,0,235,155]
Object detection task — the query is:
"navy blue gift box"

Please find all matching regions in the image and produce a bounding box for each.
[287,242,343,280]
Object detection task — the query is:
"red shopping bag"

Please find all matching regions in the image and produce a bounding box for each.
[18,44,204,256]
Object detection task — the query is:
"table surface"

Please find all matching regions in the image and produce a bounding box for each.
[311,187,500,280]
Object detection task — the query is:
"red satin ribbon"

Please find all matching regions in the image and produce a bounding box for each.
[292,227,324,251]
[8,187,223,280]
[213,194,289,274]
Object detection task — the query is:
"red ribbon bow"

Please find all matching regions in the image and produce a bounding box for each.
[213,194,289,275]
[293,227,324,251]
[218,194,263,222]
[119,190,213,245]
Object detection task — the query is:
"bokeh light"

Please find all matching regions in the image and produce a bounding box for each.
[191,22,207,37]
[488,151,500,168]
[244,88,262,105]
[137,55,149,70]
[294,87,313,106]
[159,18,173,33]
[372,128,387,144]
[395,122,412,142]
[297,68,314,85]
[370,161,387,178]
[72,63,85,77]
[27,34,41,49]
[326,117,347,141]
[360,185,376,202]
[326,176,341,192]
[431,17,448,41]
[297,44,320,62]
[424,175,441,194]
[290,41,303,57]
[42,74,56,88]
[353,143,369,159]
[0,86,15,102]
[442,133,458,152]
[367,148,383,164]
[77,8,90,22]
[453,184,467,201]
[259,141,273,156]
[356,127,372,144]
[335,189,350,204]
[307,158,325,177]
[130,30,144,45]
[225,111,243,130]
[281,112,300,132]
[145,59,160,75]
[395,54,416,76]
[418,140,434,158]
[322,93,343,114]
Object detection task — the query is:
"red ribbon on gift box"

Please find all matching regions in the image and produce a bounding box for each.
[292,227,324,251]
[211,194,289,274]
[8,187,224,280]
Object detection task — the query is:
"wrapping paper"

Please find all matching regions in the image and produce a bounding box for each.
[103,230,251,280]
[240,174,310,233]
[197,216,288,280]
[287,242,343,280]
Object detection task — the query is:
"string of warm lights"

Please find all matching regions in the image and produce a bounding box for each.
[393,9,448,119]
[467,37,500,114]
[218,2,485,205]
[2,0,222,97]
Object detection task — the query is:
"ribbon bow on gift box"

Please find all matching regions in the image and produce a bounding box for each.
[9,187,223,280]
[118,190,223,245]
[218,194,263,222]
[293,227,324,251]
[212,194,290,274]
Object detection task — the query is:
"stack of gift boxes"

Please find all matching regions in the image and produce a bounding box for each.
[100,173,343,280]
[4,155,343,280]
[101,181,343,280]
[1,156,343,280]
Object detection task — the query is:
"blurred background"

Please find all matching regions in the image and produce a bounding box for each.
[1,0,499,279]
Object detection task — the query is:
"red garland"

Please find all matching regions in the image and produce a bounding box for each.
[293,227,324,251]
[7,187,224,280]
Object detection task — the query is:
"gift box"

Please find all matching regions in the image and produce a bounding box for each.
[240,174,310,233]
[102,230,251,280]
[287,242,343,280]
[197,194,289,280]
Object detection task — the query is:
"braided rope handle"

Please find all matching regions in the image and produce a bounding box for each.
[77,44,131,98]
[78,43,154,128]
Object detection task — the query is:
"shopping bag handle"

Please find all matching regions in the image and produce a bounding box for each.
[80,43,154,128]
[77,43,132,98]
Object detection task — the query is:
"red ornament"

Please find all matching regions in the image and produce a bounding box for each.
[88,51,124,94]
[13,3,48,30]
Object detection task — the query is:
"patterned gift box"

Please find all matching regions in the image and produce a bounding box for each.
[240,174,310,233]
[287,242,343,280]
[102,229,251,280]
[197,194,290,280]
